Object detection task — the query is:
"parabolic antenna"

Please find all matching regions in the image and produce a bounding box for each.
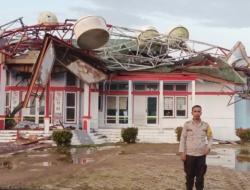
[38,11,58,25]
[73,16,110,49]
[137,26,159,47]
[166,25,189,47]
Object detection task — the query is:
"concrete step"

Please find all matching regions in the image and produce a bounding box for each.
[0,130,17,134]
[0,130,17,143]
[95,128,177,143]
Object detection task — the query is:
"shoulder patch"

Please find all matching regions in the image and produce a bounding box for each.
[207,126,213,138]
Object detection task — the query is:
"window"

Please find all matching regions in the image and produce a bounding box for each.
[134,84,145,90]
[22,94,45,124]
[5,92,10,114]
[98,95,103,111]
[6,70,11,86]
[164,84,174,91]
[29,96,36,115]
[176,84,187,91]
[105,82,128,91]
[39,96,45,115]
[164,97,174,117]
[176,97,187,117]
[110,83,117,90]
[106,96,128,124]
[119,97,128,124]
[118,83,128,90]
[134,83,158,91]
[107,96,116,123]
[65,93,76,123]
[66,72,76,86]
[163,83,187,91]
[146,84,158,91]
[163,96,187,117]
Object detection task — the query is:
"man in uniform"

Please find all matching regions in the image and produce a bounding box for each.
[179,105,213,190]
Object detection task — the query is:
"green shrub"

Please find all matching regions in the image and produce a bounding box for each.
[121,127,138,143]
[175,126,183,142]
[52,130,73,146]
[236,128,250,143]
[5,117,16,129]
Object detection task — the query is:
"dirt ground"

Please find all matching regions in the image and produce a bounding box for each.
[0,143,250,190]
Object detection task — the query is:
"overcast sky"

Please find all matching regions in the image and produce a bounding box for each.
[1,0,250,52]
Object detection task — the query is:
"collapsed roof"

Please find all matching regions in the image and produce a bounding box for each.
[0,16,249,86]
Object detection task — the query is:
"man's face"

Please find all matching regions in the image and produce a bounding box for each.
[192,107,202,119]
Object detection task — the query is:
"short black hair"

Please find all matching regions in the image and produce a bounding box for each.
[192,105,202,111]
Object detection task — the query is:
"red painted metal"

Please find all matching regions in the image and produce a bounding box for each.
[5,86,83,92]
[0,23,74,57]
[111,73,197,81]
[83,120,88,133]
[132,91,160,96]
[5,85,236,96]
[0,115,5,130]
[103,91,128,95]
[195,92,235,95]
[164,91,190,96]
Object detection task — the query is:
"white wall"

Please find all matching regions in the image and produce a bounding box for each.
[96,80,238,141]
[90,92,99,129]
[194,82,237,140]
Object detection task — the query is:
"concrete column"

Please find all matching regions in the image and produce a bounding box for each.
[44,81,50,134]
[128,80,133,127]
[44,117,50,133]
[0,55,6,129]
[159,80,164,128]
[82,83,90,133]
[191,80,196,107]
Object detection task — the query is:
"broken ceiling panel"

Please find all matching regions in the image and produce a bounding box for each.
[62,59,107,83]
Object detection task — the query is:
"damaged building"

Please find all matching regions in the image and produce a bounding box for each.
[0,13,249,143]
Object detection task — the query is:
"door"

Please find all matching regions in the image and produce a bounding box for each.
[134,96,146,127]
[147,97,157,125]
[65,92,77,123]
[134,96,158,126]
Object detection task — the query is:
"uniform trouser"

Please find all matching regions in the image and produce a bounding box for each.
[184,155,207,190]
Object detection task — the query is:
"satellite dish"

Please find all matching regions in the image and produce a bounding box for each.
[137,26,159,46]
[73,16,110,50]
[38,11,58,25]
[166,25,189,47]
[227,41,250,68]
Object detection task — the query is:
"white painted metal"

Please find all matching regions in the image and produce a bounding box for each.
[83,83,90,133]
[98,25,229,71]
[192,80,196,107]
[0,65,6,117]
[159,80,164,127]
[128,80,133,127]
[74,16,109,49]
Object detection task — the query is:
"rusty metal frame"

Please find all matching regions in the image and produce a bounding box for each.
[23,37,51,107]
